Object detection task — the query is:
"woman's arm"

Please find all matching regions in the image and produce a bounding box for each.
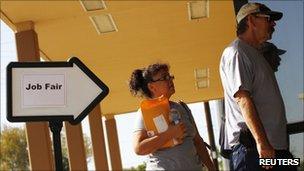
[182,102,215,170]
[193,134,215,170]
[133,123,186,155]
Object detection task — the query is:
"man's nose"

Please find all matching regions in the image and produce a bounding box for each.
[270,20,276,27]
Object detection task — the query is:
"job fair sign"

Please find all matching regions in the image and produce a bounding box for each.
[7,57,109,125]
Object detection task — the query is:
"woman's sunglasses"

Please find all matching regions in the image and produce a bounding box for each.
[151,75,175,82]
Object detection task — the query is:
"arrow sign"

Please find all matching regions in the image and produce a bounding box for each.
[7,57,109,125]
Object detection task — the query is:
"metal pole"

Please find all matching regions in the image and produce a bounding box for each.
[49,121,63,171]
[204,101,219,170]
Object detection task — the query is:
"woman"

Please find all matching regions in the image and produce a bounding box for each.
[129,63,215,170]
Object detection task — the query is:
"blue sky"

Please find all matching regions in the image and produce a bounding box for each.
[252,0,304,160]
[254,1,304,123]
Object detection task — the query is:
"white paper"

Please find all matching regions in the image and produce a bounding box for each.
[22,74,66,108]
[153,114,168,133]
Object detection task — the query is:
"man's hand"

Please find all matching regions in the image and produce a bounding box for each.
[257,142,275,169]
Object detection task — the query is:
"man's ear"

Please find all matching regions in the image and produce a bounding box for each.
[247,15,256,27]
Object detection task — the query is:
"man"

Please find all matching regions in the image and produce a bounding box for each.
[260,42,286,72]
[219,2,296,171]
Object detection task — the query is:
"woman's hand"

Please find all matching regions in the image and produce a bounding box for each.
[206,162,216,171]
[133,122,186,155]
[167,122,186,144]
[193,134,216,171]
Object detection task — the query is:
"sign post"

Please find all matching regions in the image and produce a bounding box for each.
[7,57,109,170]
[49,121,63,170]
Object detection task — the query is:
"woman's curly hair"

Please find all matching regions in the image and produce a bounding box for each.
[129,63,169,98]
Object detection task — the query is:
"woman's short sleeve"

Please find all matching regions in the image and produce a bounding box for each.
[133,109,145,132]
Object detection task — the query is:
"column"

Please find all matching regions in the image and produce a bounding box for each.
[104,115,122,170]
[88,104,109,170]
[64,123,88,170]
[204,101,219,170]
[15,21,54,170]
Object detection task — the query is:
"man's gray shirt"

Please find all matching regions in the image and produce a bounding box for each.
[219,38,288,150]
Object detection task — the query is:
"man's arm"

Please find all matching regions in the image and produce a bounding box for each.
[234,90,275,160]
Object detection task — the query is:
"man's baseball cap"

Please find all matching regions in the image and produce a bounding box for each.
[260,42,286,55]
[236,3,283,23]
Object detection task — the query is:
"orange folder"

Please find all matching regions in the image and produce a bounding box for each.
[140,95,176,148]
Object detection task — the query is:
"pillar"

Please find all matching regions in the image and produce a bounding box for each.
[15,21,54,170]
[64,123,88,170]
[203,101,219,171]
[88,104,109,170]
[104,115,122,170]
